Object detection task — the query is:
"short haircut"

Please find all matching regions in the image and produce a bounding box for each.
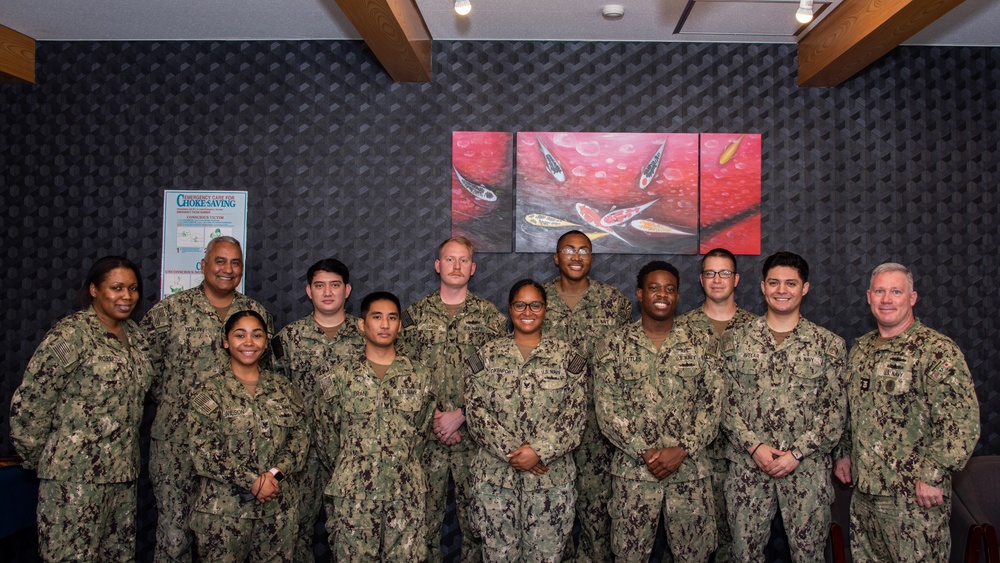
[870,262,914,291]
[360,291,401,317]
[438,236,475,258]
[306,258,350,284]
[701,248,738,273]
[636,260,680,289]
[223,310,268,340]
[508,279,547,305]
[204,235,243,257]
[80,255,143,308]
[762,251,809,283]
[556,230,591,249]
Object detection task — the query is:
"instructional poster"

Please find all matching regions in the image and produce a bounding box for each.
[160,191,248,299]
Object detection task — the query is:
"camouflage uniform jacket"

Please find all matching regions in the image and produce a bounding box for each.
[400,290,507,449]
[595,321,722,483]
[10,309,153,482]
[835,320,979,496]
[312,353,435,500]
[188,367,308,518]
[675,306,758,461]
[542,279,632,363]
[141,283,274,443]
[464,336,588,491]
[272,313,363,411]
[723,315,847,461]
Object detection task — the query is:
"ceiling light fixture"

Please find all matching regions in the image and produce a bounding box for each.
[795,0,814,24]
[455,0,471,16]
[602,4,625,19]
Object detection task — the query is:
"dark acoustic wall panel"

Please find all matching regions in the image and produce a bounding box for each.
[1,40,997,539]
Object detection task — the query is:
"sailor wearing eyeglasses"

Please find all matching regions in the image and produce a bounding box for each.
[595,261,723,562]
[464,279,587,562]
[675,248,757,563]
[542,230,632,563]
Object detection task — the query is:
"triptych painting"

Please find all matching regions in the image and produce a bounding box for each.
[451,131,761,255]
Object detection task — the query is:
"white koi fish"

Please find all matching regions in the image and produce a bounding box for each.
[639,140,665,189]
[536,137,566,182]
[453,167,497,202]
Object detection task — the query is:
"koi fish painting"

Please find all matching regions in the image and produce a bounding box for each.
[450,131,514,252]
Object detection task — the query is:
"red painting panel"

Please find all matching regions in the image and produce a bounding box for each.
[451,131,514,253]
[699,133,762,255]
[514,132,700,254]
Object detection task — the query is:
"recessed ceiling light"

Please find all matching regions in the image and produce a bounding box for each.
[603,4,625,19]
[455,0,471,16]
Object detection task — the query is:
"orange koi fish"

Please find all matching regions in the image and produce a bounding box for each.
[630,219,695,236]
[600,199,658,228]
[575,203,630,245]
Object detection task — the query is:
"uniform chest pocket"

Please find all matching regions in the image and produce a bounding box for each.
[482,370,517,390]
[392,390,424,412]
[222,412,254,435]
[790,358,824,380]
[537,377,566,390]
[459,329,494,348]
[877,366,912,396]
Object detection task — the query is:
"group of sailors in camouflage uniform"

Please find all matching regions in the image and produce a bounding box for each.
[10,230,981,563]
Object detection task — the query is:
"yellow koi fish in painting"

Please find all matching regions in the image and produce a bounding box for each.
[525,214,580,228]
[719,134,745,166]
[630,219,694,236]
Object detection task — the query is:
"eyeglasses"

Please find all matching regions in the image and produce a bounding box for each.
[701,270,735,279]
[559,247,591,256]
[510,301,545,312]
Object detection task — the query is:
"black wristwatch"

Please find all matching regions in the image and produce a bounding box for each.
[270,468,286,482]
[791,447,805,461]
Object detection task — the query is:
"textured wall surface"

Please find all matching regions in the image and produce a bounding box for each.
[1,40,997,560]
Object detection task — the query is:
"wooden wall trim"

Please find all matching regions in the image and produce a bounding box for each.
[0,24,35,84]
[334,0,432,82]
[797,0,964,87]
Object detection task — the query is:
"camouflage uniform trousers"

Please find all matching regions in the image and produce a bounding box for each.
[475,480,577,563]
[189,507,297,563]
[293,446,330,563]
[423,439,481,563]
[725,457,832,563]
[565,411,614,563]
[710,456,732,563]
[609,475,716,563]
[326,495,428,563]
[37,479,136,562]
[850,490,951,563]
[149,438,199,563]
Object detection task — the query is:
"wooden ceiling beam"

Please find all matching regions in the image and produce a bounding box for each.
[798,0,964,87]
[334,0,432,82]
[0,24,35,84]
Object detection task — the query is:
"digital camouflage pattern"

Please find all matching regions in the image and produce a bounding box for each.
[674,306,757,563]
[836,320,979,562]
[400,290,507,562]
[541,278,631,563]
[187,366,307,563]
[312,353,434,560]
[464,336,588,562]
[594,321,722,561]
[141,284,273,562]
[36,480,137,562]
[11,309,153,563]
[190,509,297,563]
[722,315,846,563]
[326,496,427,563]
[850,490,951,562]
[271,313,363,562]
[608,476,715,563]
[11,308,153,480]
